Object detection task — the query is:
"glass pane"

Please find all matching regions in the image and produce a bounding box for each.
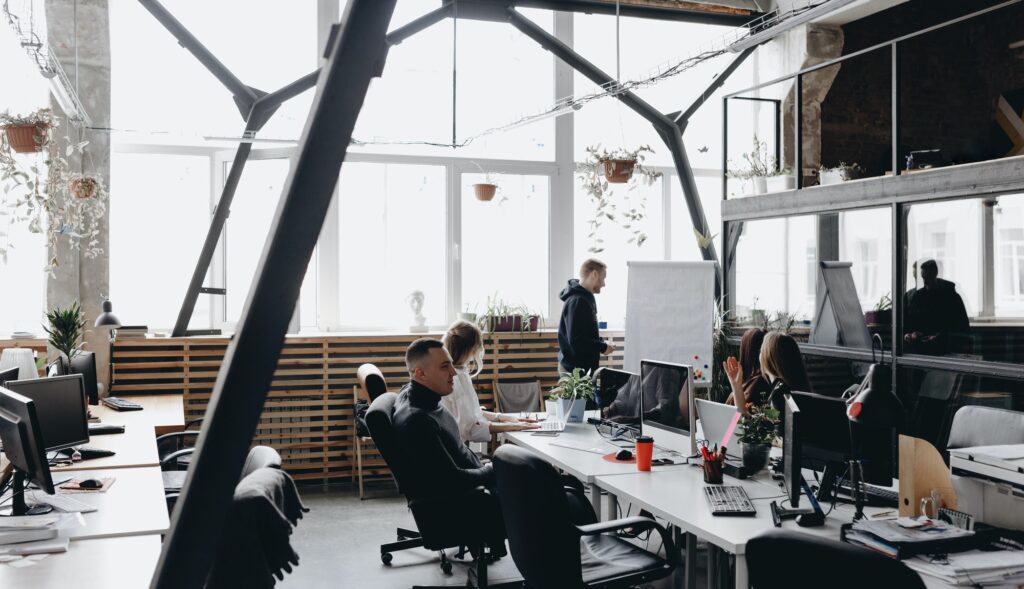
[670,174,721,261]
[110,153,211,330]
[573,174,664,328]
[336,162,446,329]
[461,173,550,319]
[734,215,817,325]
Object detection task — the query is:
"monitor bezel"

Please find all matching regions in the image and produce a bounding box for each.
[639,359,697,456]
[5,374,90,452]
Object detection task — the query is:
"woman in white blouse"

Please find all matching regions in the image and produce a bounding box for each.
[441,320,539,443]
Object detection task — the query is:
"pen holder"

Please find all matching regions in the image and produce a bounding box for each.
[703,458,724,485]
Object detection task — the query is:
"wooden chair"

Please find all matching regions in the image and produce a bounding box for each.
[354,363,392,499]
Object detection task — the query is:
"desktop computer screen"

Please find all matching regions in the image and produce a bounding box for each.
[5,374,89,452]
[0,366,19,385]
[0,387,55,504]
[639,360,696,456]
[596,367,636,411]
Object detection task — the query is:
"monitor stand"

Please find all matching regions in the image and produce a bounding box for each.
[770,479,825,528]
[6,470,53,517]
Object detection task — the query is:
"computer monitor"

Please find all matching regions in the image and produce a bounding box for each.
[46,357,66,377]
[595,367,636,410]
[0,387,55,515]
[5,375,89,452]
[0,366,19,385]
[69,351,100,406]
[771,393,825,527]
[639,360,697,456]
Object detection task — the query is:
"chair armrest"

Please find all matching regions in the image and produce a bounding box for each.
[576,516,678,567]
[160,448,195,470]
[184,417,204,431]
[156,431,199,445]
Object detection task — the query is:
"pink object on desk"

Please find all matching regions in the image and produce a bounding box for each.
[720,411,742,447]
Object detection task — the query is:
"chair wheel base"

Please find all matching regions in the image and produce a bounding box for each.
[381,552,393,565]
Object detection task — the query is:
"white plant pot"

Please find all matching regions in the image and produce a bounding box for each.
[555,398,587,423]
[819,169,844,185]
[766,175,795,192]
[752,176,767,194]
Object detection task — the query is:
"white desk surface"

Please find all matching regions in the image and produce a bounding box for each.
[92,394,185,435]
[38,466,169,541]
[0,534,161,588]
[52,425,159,472]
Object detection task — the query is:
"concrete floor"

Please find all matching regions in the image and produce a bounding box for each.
[280,483,712,589]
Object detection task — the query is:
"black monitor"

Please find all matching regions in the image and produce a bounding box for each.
[0,366,19,385]
[0,387,55,515]
[639,360,696,456]
[772,393,825,527]
[595,367,636,410]
[69,351,100,406]
[5,375,89,451]
[46,357,66,377]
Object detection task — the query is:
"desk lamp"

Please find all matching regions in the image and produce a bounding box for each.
[95,300,121,329]
[845,352,902,521]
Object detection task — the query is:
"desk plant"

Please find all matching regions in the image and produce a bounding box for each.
[866,293,892,326]
[44,302,87,361]
[577,144,661,253]
[738,404,779,473]
[549,367,595,423]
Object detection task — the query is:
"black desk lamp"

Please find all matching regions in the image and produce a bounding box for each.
[95,300,121,329]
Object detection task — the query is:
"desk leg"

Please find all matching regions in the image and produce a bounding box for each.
[604,491,617,521]
[734,554,748,589]
[685,532,697,589]
[589,482,602,520]
[708,544,718,589]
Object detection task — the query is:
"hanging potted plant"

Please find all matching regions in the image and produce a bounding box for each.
[594,145,652,184]
[549,368,595,423]
[0,108,53,154]
[577,144,661,253]
[67,172,103,199]
[469,162,500,202]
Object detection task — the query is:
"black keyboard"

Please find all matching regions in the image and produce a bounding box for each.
[704,485,757,516]
[57,445,116,459]
[88,423,125,435]
[102,397,144,411]
[835,480,899,507]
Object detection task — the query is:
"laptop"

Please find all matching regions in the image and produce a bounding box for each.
[695,398,743,460]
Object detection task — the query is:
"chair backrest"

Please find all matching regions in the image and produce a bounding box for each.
[947,405,1024,449]
[492,444,583,589]
[357,363,388,401]
[69,351,99,405]
[365,392,411,493]
[746,530,925,589]
[241,445,282,479]
[494,380,542,413]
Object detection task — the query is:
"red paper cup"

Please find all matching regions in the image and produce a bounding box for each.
[635,436,654,471]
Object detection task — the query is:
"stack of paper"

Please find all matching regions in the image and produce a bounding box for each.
[905,550,1024,586]
[845,518,975,559]
[0,514,81,561]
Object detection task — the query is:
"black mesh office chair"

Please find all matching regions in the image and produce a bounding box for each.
[366,392,505,587]
[164,445,282,513]
[492,444,677,589]
[746,530,925,589]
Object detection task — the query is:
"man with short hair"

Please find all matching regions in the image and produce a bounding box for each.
[557,258,615,375]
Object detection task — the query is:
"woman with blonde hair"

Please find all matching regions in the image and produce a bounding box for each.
[441,320,538,443]
[724,330,811,414]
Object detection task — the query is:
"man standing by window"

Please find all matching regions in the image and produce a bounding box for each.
[557,259,615,375]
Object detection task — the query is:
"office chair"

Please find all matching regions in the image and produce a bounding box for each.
[355,363,393,499]
[366,392,506,587]
[156,416,204,473]
[492,444,677,589]
[746,530,925,589]
[164,445,281,512]
[494,380,543,414]
[947,405,1024,449]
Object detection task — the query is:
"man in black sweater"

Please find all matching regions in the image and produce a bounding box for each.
[558,258,615,375]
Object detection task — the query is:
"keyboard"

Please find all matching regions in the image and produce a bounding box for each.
[704,485,757,516]
[88,423,126,435]
[550,440,615,454]
[835,480,899,507]
[537,420,566,432]
[102,396,144,411]
[27,492,97,513]
[57,446,116,460]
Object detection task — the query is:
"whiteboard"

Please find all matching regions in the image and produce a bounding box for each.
[625,261,715,384]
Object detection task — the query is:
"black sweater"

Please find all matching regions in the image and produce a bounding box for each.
[392,380,493,500]
[557,279,607,373]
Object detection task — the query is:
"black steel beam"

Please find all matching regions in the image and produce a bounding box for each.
[386,4,453,46]
[675,46,755,129]
[137,0,260,119]
[151,1,397,585]
[507,0,759,25]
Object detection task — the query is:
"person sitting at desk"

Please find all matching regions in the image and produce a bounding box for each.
[724,331,811,415]
[441,320,538,444]
[724,328,772,407]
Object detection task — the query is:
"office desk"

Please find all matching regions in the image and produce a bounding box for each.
[52,425,160,472]
[38,466,169,541]
[93,394,185,436]
[0,534,161,588]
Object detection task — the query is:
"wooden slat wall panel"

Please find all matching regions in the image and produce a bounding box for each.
[111,330,625,482]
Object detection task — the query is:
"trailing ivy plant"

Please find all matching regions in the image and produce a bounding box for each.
[44,302,87,360]
[576,144,661,253]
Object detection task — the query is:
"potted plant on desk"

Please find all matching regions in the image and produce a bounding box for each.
[738,404,779,474]
[549,368,594,423]
[44,302,86,363]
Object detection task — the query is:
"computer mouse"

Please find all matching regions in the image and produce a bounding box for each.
[78,478,103,489]
[615,449,634,461]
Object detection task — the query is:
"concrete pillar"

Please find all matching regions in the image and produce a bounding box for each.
[45,0,112,390]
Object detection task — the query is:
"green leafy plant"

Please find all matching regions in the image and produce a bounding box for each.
[576,144,661,253]
[44,302,87,360]
[477,294,542,335]
[549,367,596,401]
[738,405,780,446]
[728,135,776,180]
[874,293,892,312]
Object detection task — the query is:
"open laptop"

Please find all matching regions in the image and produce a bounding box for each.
[695,398,744,461]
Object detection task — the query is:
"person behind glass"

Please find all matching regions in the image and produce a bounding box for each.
[723,328,772,408]
[904,259,970,356]
[557,258,615,375]
[724,331,811,414]
[441,320,539,444]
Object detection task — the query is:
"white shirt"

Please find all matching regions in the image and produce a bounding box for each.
[441,368,493,443]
